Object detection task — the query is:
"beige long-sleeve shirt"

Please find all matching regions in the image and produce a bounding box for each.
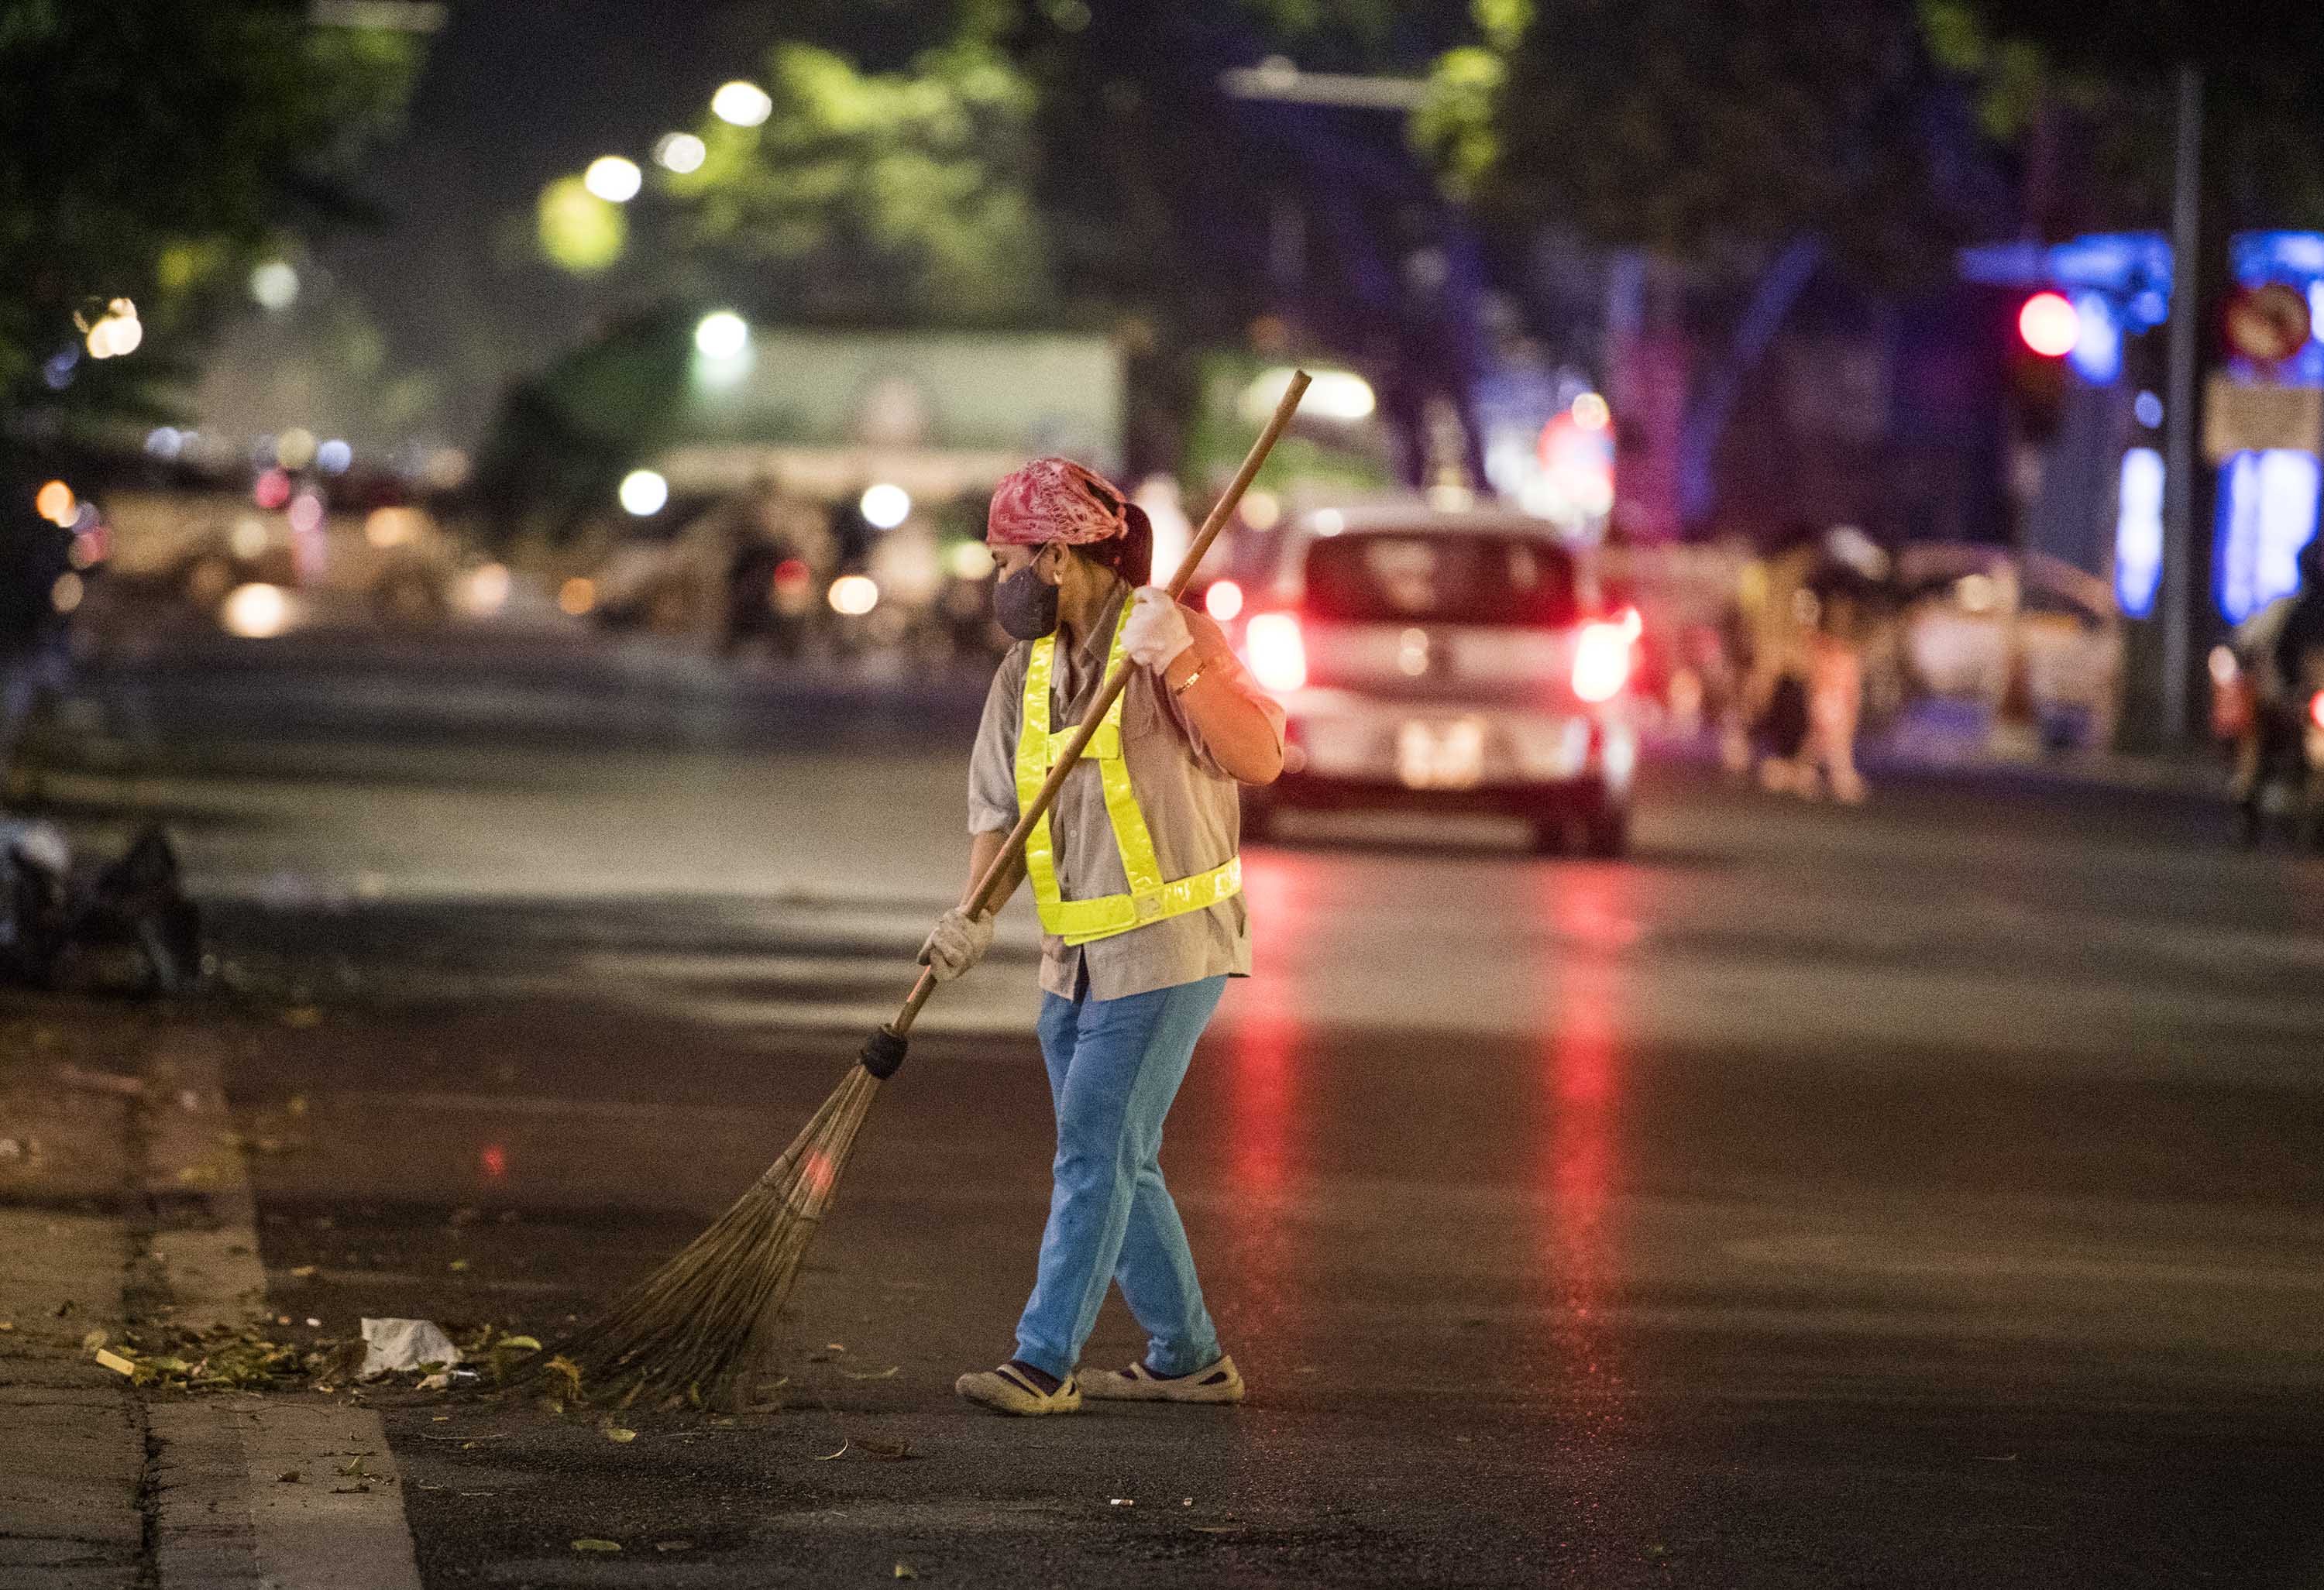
[968,586,1285,1001]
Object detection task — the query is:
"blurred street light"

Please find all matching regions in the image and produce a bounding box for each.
[1219,57,1429,110]
[250,260,301,311]
[84,298,142,359]
[222,583,291,640]
[711,81,773,127]
[584,155,643,203]
[1240,365,1372,423]
[35,481,75,526]
[275,428,318,470]
[619,469,669,516]
[654,133,706,174]
[828,574,880,616]
[860,482,911,529]
[694,311,749,359]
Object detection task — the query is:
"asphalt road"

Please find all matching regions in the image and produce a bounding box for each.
[26,630,2324,1587]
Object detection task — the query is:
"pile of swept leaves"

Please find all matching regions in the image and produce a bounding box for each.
[84,1323,335,1392]
[84,1320,548,1395]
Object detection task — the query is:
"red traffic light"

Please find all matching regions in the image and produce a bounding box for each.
[2018,292,2081,359]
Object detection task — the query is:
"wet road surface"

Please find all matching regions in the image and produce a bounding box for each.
[29,634,2324,1585]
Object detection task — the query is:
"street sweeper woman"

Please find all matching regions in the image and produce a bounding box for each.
[920,456,1286,1417]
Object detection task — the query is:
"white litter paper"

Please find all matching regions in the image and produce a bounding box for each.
[359,1317,464,1379]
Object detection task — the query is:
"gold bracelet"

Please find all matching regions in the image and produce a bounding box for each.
[1170,662,1207,697]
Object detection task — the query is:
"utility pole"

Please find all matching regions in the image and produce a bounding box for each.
[2159,64,2204,743]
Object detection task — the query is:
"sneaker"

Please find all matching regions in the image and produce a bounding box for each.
[1079,1353,1245,1404]
[954,1362,1081,1417]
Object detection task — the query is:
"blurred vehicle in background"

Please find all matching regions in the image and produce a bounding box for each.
[1227,500,1639,855]
[1893,546,2121,751]
[536,482,1006,669]
[89,481,466,638]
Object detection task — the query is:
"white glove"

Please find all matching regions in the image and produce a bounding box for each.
[1122,586,1193,671]
[917,907,995,982]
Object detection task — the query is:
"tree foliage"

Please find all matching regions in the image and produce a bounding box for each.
[1419,0,2324,282]
[671,41,1049,325]
[0,0,421,452]
[1417,0,1972,284]
[1932,0,2324,233]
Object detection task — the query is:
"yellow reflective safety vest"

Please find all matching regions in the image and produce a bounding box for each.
[1016,609,1243,947]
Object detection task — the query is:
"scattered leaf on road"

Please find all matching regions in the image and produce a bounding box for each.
[603,1427,637,1444]
[843,1365,899,1380]
[277,1472,301,1484]
[289,1265,318,1279]
[813,1441,850,1461]
[448,1259,470,1272]
[653,1540,694,1553]
[894,1564,918,1579]
[94,1348,136,1377]
[570,1538,621,1552]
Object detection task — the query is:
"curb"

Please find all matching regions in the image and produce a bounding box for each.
[0,1019,426,1590]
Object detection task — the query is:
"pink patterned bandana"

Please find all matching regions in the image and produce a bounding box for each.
[986,457,1129,548]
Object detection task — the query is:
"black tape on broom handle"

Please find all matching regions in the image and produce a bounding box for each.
[882,369,1313,1043]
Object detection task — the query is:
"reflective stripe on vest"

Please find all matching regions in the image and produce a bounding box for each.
[1016,609,1243,947]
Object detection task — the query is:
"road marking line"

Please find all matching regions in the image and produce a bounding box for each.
[141,1029,425,1590]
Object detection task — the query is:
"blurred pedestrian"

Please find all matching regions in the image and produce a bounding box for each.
[0,504,74,778]
[920,457,1284,1417]
[1805,599,1868,803]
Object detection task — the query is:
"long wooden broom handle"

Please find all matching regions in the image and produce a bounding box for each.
[888,369,1312,1037]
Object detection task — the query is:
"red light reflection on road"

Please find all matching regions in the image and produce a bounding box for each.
[1534,865,1630,1413]
[1224,1005,1300,1197]
[480,1144,507,1180]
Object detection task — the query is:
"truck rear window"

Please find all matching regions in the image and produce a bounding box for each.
[1301,532,1578,627]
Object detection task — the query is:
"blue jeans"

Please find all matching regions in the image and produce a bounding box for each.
[1014,974,1228,1381]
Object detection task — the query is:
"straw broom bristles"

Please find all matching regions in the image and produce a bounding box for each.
[528,1061,885,1410]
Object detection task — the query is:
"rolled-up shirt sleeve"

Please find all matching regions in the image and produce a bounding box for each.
[1163,608,1286,781]
[966,650,1024,835]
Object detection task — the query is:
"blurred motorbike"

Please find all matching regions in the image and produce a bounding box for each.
[2223,643,2324,849]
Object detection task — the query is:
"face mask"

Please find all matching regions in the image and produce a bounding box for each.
[993,558,1061,640]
